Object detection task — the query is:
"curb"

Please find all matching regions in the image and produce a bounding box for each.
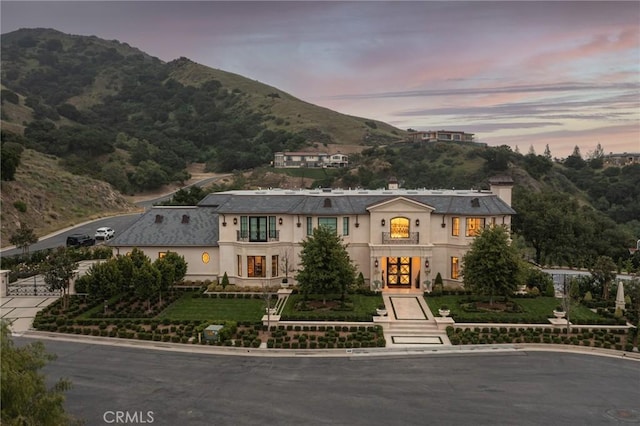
[17,330,640,361]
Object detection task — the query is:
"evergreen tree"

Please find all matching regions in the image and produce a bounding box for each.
[462,225,521,305]
[296,225,356,304]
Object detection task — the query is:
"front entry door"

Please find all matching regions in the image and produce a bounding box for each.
[387,257,411,288]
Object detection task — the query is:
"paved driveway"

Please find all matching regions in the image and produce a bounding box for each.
[1,296,59,332]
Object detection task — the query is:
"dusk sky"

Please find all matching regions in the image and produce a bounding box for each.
[2,1,639,158]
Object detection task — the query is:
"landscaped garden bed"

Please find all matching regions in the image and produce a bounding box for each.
[446,326,634,351]
[425,293,625,325]
[32,289,385,349]
[281,293,383,321]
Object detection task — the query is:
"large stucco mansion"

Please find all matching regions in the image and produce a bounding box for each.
[109,176,515,292]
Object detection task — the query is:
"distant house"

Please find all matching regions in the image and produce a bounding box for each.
[273,152,348,168]
[408,130,475,143]
[603,152,640,167]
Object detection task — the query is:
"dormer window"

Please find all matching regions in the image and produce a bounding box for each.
[323,198,332,208]
[182,215,190,224]
[155,214,164,223]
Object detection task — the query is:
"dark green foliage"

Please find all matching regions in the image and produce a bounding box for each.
[221,272,230,289]
[40,247,78,310]
[12,201,27,212]
[462,226,521,304]
[523,153,552,179]
[160,186,209,206]
[296,226,357,304]
[0,139,23,181]
[1,89,19,104]
[1,321,79,426]
[9,223,38,255]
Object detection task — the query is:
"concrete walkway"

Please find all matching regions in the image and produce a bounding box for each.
[380,293,451,348]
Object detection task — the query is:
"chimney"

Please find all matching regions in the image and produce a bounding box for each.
[489,175,514,206]
[388,176,399,190]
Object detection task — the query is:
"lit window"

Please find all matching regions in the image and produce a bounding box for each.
[466,218,485,236]
[390,217,410,238]
[248,256,266,278]
[202,252,210,264]
[159,252,166,259]
[271,255,278,277]
[452,217,460,236]
[451,257,460,279]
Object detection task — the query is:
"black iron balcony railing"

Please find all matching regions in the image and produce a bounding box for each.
[381,232,419,244]
[236,230,280,242]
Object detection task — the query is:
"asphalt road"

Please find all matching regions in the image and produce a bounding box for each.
[0,213,143,257]
[1,175,229,257]
[25,338,640,426]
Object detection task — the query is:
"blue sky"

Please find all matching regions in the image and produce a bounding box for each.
[2,1,639,157]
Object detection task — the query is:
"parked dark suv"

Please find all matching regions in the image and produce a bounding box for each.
[66,233,95,247]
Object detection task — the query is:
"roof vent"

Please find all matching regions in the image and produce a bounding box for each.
[155,214,164,223]
[182,214,190,224]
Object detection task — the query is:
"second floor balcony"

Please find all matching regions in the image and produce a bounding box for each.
[237,230,280,242]
[382,232,419,244]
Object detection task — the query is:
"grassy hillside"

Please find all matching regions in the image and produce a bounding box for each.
[0,28,405,196]
[1,149,137,246]
[168,58,403,145]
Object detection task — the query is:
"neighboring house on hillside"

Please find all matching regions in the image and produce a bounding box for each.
[408,130,475,143]
[109,177,515,291]
[603,152,640,167]
[273,152,348,168]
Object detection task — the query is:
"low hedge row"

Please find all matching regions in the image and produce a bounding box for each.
[446,326,634,352]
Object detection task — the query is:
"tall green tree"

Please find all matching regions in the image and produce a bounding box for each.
[132,259,161,312]
[590,255,617,300]
[296,225,357,304]
[9,223,39,255]
[512,189,596,266]
[40,248,78,310]
[462,225,521,305]
[153,252,187,305]
[1,321,80,426]
[1,141,23,181]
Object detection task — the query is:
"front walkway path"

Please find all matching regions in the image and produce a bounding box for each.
[380,293,451,348]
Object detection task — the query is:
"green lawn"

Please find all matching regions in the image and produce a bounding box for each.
[158,295,266,322]
[425,295,602,323]
[281,294,382,320]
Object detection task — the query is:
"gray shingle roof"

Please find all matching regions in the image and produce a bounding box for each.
[198,190,515,215]
[109,207,219,247]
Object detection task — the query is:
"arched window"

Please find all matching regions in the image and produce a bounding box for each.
[390,217,410,238]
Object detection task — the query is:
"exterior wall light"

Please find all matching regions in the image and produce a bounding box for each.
[233,217,238,225]
[279,217,283,225]
[374,259,379,268]
[381,219,385,226]
[415,219,420,226]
